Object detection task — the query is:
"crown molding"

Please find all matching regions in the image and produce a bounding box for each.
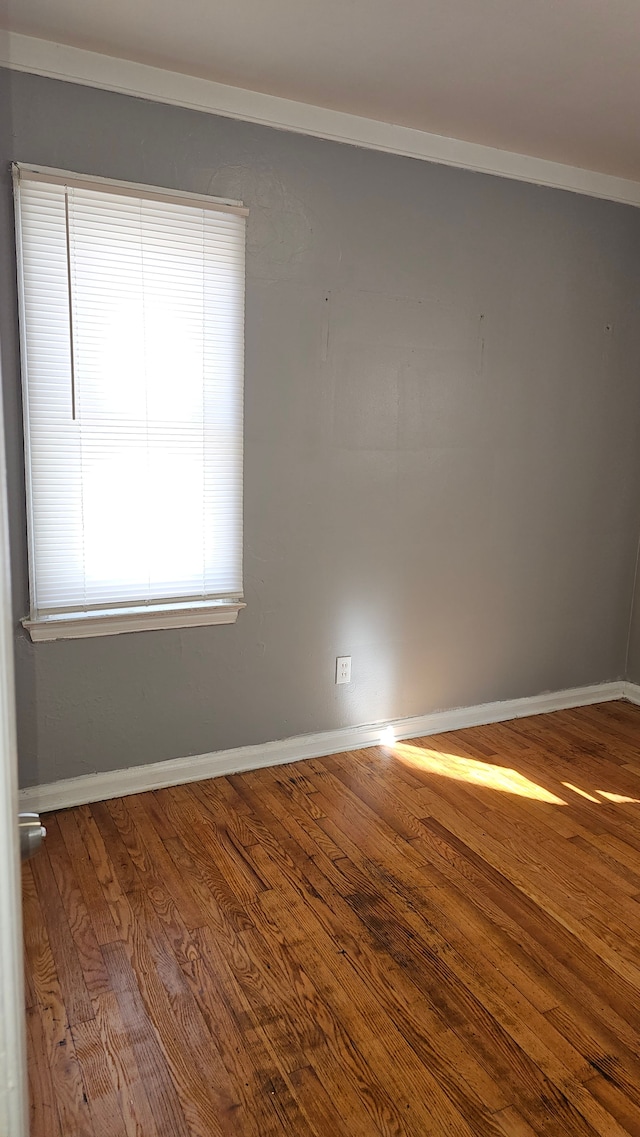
[2,32,640,208]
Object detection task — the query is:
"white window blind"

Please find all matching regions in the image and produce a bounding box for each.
[14,166,246,635]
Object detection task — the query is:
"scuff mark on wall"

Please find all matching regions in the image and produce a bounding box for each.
[202,160,320,267]
[477,312,486,376]
[321,292,331,363]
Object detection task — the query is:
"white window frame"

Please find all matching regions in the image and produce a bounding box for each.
[13,164,247,643]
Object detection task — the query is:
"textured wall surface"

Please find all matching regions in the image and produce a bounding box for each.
[2,69,640,787]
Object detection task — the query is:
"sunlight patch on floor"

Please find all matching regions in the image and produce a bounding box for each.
[560,783,640,805]
[597,790,640,804]
[392,742,566,804]
[562,782,600,803]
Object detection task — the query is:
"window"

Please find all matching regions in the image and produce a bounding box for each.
[13,164,247,642]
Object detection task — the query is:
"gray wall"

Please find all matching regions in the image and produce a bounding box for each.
[2,69,640,788]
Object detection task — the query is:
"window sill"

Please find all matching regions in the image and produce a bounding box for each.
[23,601,246,642]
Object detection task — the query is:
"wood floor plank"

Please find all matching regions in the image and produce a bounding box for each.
[161,833,333,1095]
[21,864,38,1012]
[584,1074,640,1137]
[252,848,493,1136]
[417,813,640,1038]
[70,1011,129,1137]
[406,826,640,1067]
[26,1007,63,1137]
[493,1105,544,1136]
[24,700,640,1135]
[124,792,209,927]
[57,810,121,946]
[74,805,134,941]
[437,760,640,918]
[90,801,141,894]
[164,821,407,1137]
[544,1004,640,1114]
[399,769,640,996]
[30,998,95,1137]
[75,990,162,1137]
[254,884,457,1137]
[175,782,270,904]
[102,796,205,968]
[177,946,291,1137]
[22,865,95,1136]
[324,846,602,1134]
[210,773,510,1130]
[44,816,111,997]
[193,921,329,1106]
[188,781,272,898]
[102,941,192,1137]
[122,887,239,1137]
[323,755,565,1014]
[287,1063,367,1135]
[306,850,511,1117]
[303,787,634,1131]
[329,745,640,1023]
[330,757,570,1009]
[251,816,501,1116]
[217,768,512,1113]
[195,920,390,1137]
[22,863,59,1013]
[29,835,95,1026]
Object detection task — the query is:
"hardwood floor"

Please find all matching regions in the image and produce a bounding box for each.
[22,699,640,1136]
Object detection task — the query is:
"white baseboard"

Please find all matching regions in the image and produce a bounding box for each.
[18,680,626,814]
[622,681,640,705]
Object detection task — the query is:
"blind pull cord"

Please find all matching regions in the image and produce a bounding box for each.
[64,190,77,421]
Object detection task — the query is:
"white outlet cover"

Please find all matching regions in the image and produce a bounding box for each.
[336,655,351,684]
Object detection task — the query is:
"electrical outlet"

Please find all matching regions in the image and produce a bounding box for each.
[336,655,351,684]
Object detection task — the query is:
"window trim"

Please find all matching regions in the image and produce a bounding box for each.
[23,601,246,642]
[14,163,249,216]
[13,164,247,642]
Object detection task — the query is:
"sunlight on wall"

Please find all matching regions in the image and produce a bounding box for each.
[393,742,567,804]
[335,601,397,725]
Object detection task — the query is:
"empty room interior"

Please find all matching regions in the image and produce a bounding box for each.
[3,1,640,1134]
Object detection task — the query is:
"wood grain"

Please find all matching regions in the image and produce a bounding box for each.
[23,700,640,1135]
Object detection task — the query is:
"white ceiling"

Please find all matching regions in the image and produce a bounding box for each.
[3,0,640,180]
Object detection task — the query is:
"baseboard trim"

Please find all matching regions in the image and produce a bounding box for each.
[19,680,625,813]
[2,34,640,208]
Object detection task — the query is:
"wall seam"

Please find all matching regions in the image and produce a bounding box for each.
[624,527,640,679]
